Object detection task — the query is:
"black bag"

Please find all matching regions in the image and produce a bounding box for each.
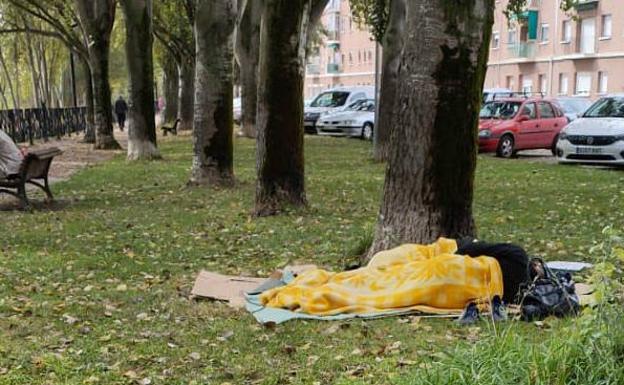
[517,258,580,321]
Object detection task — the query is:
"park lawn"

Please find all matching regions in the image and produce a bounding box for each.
[1,135,623,384]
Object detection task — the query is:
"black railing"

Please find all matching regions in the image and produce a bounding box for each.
[0,106,87,144]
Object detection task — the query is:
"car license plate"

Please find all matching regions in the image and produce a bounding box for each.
[576,147,602,154]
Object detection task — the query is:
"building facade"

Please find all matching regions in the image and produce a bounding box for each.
[486,0,624,99]
[305,0,624,100]
[304,0,378,99]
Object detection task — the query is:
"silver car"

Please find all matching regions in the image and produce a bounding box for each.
[317,99,375,140]
[556,95,624,166]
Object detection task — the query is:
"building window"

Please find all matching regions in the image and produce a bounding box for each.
[358,51,361,63]
[580,18,596,54]
[522,78,533,93]
[348,52,353,65]
[492,31,500,49]
[539,74,547,95]
[598,71,608,94]
[559,73,568,95]
[540,24,550,43]
[561,20,572,43]
[506,76,515,90]
[601,14,612,38]
[508,28,517,45]
[368,50,373,62]
[575,72,592,96]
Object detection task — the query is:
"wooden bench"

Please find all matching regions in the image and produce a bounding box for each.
[0,147,62,210]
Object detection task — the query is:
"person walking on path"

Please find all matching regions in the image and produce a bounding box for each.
[114,96,129,131]
[0,129,24,178]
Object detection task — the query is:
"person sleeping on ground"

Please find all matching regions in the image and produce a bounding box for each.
[260,238,528,316]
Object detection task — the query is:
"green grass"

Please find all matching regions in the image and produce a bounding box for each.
[1,136,623,384]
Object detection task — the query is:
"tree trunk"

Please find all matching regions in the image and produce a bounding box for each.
[373,0,405,162]
[0,46,18,108]
[189,0,236,186]
[177,59,195,131]
[367,0,494,258]
[75,0,121,150]
[81,57,96,143]
[255,0,310,216]
[234,0,262,138]
[120,0,160,160]
[162,53,179,124]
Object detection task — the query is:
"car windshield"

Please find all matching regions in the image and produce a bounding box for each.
[583,97,624,118]
[310,91,350,108]
[346,99,375,112]
[479,101,521,120]
[557,99,592,114]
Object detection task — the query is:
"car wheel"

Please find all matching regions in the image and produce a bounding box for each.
[361,123,373,141]
[496,135,515,158]
[550,135,559,156]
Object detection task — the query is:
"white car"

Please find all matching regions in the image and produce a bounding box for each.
[233,97,242,124]
[304,86,374,134]
[556,95,624,166]
[317,99,375,140]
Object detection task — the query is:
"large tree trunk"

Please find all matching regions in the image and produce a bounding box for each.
[373,0,405,162]
[255,0,310,216]
[367,0,494,258]
[75,0,121,150]
[120,0,160,160]
[189,0,236,186]
[162,53,179,124]
[234,0,262,138]
[81,57,96,143]
[177,58,195,131]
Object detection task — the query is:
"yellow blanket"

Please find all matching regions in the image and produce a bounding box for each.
[260,238,503,315]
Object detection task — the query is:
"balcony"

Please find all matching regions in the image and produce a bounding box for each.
[327,63,341,74]
[576,0,599,11]
[508,42,536,59]
[306,63,321,75]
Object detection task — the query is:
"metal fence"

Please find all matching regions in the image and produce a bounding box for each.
[0,107,87,144]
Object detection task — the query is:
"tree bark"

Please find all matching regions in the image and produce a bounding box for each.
[120,0,160,160]
[255,0,310,216]
[80,57,96,143]
[161,52,179,124]
[373,0,405,162]
[75,0,121,150]
[367,0,494,258]
[189,0,236,186]
[234,0,262,138]
[177,58,195,131]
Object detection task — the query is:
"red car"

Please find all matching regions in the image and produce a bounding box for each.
[478,98,568,158]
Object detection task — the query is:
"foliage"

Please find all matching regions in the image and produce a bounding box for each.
[350,0,388,42]
[1,136,623,383]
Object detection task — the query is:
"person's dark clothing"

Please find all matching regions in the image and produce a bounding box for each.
[114,98,128,130]
[457,239,529,304]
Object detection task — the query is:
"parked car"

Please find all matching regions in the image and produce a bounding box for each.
[478,98,568,158]
[233,97,242,124]
[304,86,374,134]
[551,97,593,122]
[317,99,375,140]
[556,95,624,166]
[482,88,513,103]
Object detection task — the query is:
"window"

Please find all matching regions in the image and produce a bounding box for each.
[561,20,572,43]
[598,71,608,94]
[522,78,533,93]
[580,18,596,54]
[538,102,555,119]
[559,73,569,95]
[539,74,547,95]
[521,103,537,119]
[492,32,500,49]
[540,24,550,42]
[506,76,515,91]
[368,50,373,62]
[508,28,517,45]
[575,72,592,96]
[601,14,612,38]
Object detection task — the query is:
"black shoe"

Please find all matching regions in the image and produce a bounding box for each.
[491,295,507,321]
[457,302,480,325]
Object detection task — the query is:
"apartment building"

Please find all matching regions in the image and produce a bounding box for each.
[304,0,378,99]
[486,0,624,99]
[306,0,624,101]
